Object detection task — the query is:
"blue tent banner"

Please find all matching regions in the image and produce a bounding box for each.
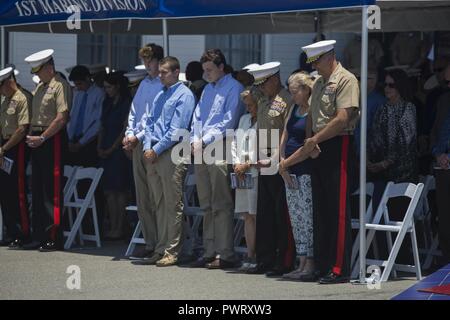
[1,0,374,26]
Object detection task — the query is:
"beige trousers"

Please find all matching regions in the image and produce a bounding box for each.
[132,141,166,254]
[194,160,235,261]
[153,148,188,257]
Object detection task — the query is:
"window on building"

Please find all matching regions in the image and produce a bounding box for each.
[205,34,262,70]
[77,34,140,71]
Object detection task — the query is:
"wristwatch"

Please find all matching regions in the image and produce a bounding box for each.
[39,135,46,143]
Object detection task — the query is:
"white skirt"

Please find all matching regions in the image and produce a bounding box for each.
[234,177,258,215]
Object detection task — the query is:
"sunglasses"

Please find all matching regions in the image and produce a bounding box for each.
[384,82,396,88]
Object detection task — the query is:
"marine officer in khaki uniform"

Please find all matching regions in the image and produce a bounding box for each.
[23,49,72,252]
[0,66,31,248]
[301,40,359,284]
[245,62,296,276]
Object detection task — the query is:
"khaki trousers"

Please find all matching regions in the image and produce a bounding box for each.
[132,142,165,254]
[194,160,234,261]
[153,148,188,257]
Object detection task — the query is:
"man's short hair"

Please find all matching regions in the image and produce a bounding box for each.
[139,43,164,61]
[200,49,227,68]
[69,65,91,82]
[160,56,180,72]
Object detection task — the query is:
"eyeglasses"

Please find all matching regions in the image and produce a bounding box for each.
[384,82,396,88]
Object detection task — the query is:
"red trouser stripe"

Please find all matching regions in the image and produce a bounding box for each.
[333,135,349,276]
[51,133,61,240]
[17,141,29,236]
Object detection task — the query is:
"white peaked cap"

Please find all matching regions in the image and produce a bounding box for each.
[24,49,54,73]
[245,62,281,86]
[0,67,14,82]
[124,70,147,87]
[301,40,336,63]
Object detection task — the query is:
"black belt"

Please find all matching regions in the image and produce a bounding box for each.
[31,126,48,131]
[31,126,48,134]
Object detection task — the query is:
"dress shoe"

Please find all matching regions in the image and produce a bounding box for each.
[8,238,29,250]
[246,263,273,274]
[22,241,42,250]
[39,241,60,252]
[187,256,215,268]
[282,268,304,280]
[0,238,14,247]
[132,252,163,265]
[129,248,153,260]
[156,254,178,267]
[318,271,349,284]
[298,271,320,282]
[237,257,257,273]
[265,267,292,278]
[206,258,237,270]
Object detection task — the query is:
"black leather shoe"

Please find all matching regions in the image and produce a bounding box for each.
[206,258,237,270]
[129,248,154,260]
[22,241,42,250]
[8,239,27,250]
[187,257,215,268]
[0,238,14,247]
[39,241,60,252]
[131,253,163,265]
[298,271,320,282]
[265,267,292,278]
[318,272,349,284]
[246,263,273,275]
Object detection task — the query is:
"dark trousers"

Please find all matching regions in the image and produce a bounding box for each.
[255,173,295,269]
[31,131,66,243]
[0,140,30,240]
[311,135,356,277]
[66,138,98,168]
[435,169,450,262]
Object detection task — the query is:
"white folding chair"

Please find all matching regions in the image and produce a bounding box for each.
[182,166,204,256]
[63,167,103,250]
[350,182,376,276]
[354,181,424,282]
[63,165,79,239]
[124,205,146,257]
[63,165,79,205]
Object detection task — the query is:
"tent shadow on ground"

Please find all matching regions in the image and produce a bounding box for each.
[64,241,130,261]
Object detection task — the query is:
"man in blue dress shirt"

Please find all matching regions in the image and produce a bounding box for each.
[189,49,245,269]
[67,65,104,167]
[123,44,165,263]
[142,56,195,266]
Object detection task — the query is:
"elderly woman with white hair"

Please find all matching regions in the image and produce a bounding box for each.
[278,71,319,280]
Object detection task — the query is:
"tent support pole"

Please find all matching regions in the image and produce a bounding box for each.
[1,27,5,68]
[359,5,369,284]
[162,19,169,56]
[107,21,112,71]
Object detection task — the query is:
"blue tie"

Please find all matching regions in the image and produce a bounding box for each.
[73,92,88,141]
